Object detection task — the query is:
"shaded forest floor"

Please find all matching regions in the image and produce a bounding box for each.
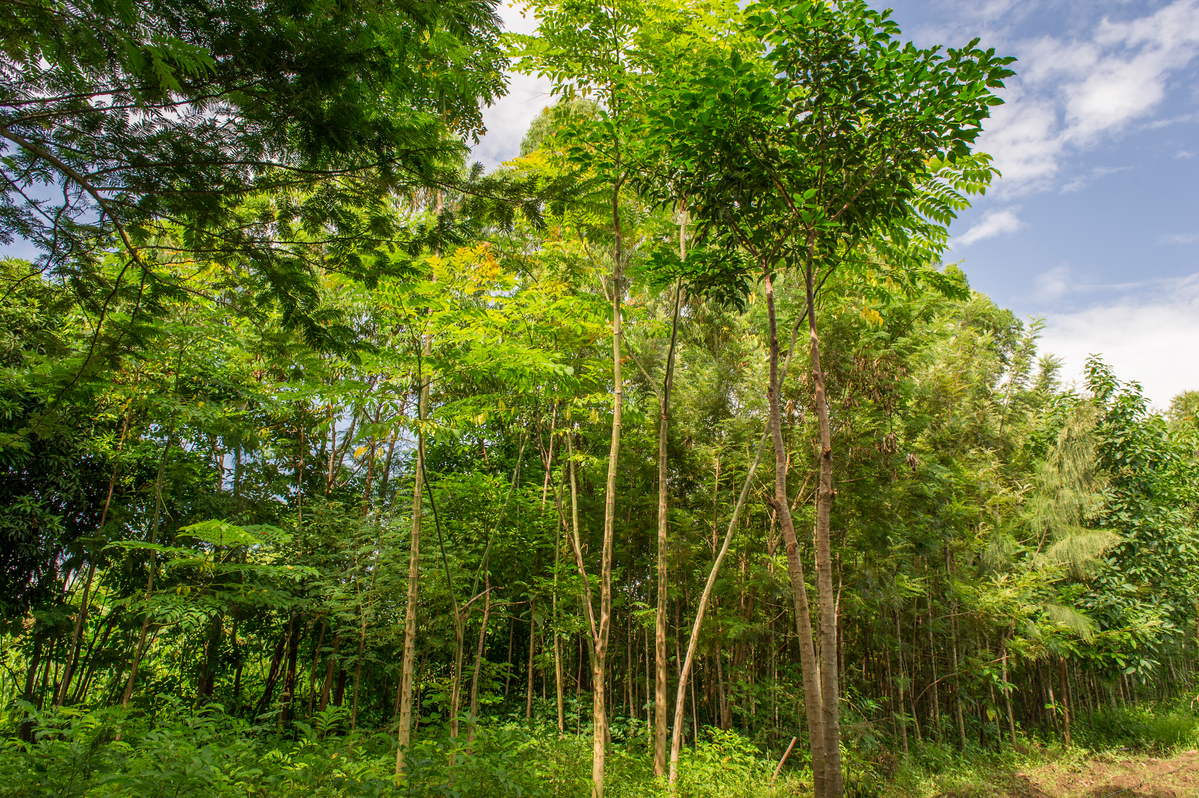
[899,748,1199,798]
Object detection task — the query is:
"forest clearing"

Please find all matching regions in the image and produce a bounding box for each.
[2,0,1198,796]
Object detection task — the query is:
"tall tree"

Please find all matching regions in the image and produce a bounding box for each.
[643,2,1013,793]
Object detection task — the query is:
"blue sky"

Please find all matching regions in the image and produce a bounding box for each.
[478,0,1199,407]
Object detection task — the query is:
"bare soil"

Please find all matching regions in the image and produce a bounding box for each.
[936,749,1199,798]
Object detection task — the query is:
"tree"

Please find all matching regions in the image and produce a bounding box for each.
[1,0,506,344]
[642,2,1012,793]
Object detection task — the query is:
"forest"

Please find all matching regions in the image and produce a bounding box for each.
[2,0,1198,796]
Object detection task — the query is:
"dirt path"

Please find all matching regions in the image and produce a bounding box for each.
[939,749,1199,798]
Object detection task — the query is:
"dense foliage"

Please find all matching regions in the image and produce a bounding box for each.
[2,0,1197,796]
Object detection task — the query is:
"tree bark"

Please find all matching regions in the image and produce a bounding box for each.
[468,574,491,740]
[765,268,827,797]
[803,257,843,798]
[590,167,625,798]
[396,321,431,778]
[653,212,686,777]
[1058,656,1072,747]
[667,291,810,787]
[280,615,304,724]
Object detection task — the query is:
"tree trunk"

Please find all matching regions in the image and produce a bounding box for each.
[519,597,534,718]
[589,170,625,798]
[197,612,223,700]
[948,550,968,750]
[804,258,842,798]
[1001,630,1016,743]
[306,618,327,719]
[319,632,340,713]
[254,628,288,718]
[120,419,176,710]
[765,268,827,797]
[667,287,809,787]
[1058,656,1071,747]
[654,215,685,777]
[280,615,304,725]
[468,576,492,740]
[396,327,431,778]
[895,611,909,760]
[60,406,131,707]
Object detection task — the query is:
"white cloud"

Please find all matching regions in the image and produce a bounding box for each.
[1038,273,1199,408]
[1034,265,1072,301]
[1059,164,1130,193]
[956,207,1024,246]
[1161,233,1198,245]
[980,0,1199,193]
[470,3,555,169]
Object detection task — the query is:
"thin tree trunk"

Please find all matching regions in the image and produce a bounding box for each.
[60,400,133,706]
[1001,629,1016,743]
[668,297,809,787]
[526,598,537,718]
[927,576,940,740]
[396,323,431,778]
[654,216,685,777]
[468,574,492,740]
[120,415,177,711]
[255,627,289,718]
[505,616,515,699]
[197,612,223,699]
[765,268,826,797]
[320,632,340,713]
[306,618,327,719]
[948,550,967,750]
[280,615,304,724]
[803,255,842,798]
[895,611,909,760]
[1058,656,1071,747]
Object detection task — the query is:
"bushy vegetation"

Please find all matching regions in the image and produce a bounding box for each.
[0,702,802,798]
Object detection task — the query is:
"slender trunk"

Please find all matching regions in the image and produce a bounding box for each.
[654,216,685,777]
[197,612,223,699]
[526,598,537,718]
[927,577,940,740]
[589,168,625,798]
[280,615,303,724]
[554,506,566,737]
[71,609,119,705]
[804,257,842,798]
[255,628,288,718]
[60,403,132,706]
[668,427,770,784]
[306,618,327,718]
[1001,630,1016,743]
[895,611,909,760]
[396,326,431,777]
[469,575,491,739]
[1058,656,1071,747]
[56,563,95,707]
[505,616,514,699]
[948,550,967,750]
[765,268,826,797]
[320,632,340,713]
[667,293,809,786]
[120,417,176,710]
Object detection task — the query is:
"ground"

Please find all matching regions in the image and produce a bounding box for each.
[933,749,1199,798]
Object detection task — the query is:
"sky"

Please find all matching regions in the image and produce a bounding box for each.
[475,0,1199,408]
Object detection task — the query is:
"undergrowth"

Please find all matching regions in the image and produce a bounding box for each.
[6,700,1197,797]
[0,700,804,797]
